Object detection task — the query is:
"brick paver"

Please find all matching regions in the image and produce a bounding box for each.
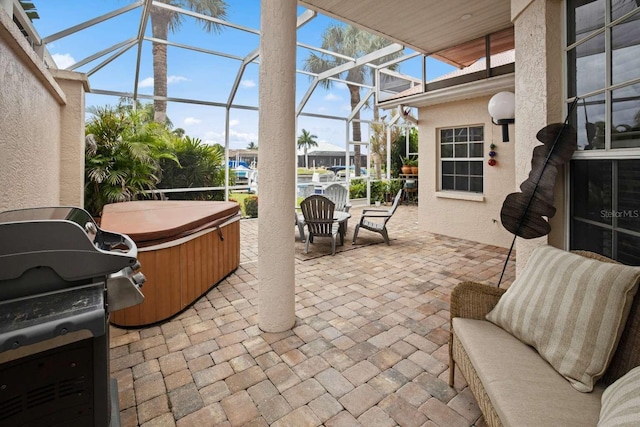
[110,205,515,426]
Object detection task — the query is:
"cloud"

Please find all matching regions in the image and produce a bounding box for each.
[201,129,258,149]
[184,117,201,125]
[229,129,258,148]
[138,75,188,88]
[229,119,240,127]
[52,53,75,69]
[167,75,188,84]
[240,79,256,88]
[139,77,154,88]
[324,93,340,101]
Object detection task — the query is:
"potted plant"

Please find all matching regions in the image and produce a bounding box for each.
[409,158,419,175]
[401,156,413,175]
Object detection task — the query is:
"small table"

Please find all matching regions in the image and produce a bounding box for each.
[334,211,351,245]
[296,210,351,245]
[399,174,418,203]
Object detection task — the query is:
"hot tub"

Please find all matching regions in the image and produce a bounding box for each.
[100,200,241,327]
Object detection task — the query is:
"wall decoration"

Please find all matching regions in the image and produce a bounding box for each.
[496,99,579,287]
[488,143,497,166]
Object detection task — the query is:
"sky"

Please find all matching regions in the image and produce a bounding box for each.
[32,0,457,150]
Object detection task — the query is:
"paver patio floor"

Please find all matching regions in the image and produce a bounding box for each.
[110,204,516,426]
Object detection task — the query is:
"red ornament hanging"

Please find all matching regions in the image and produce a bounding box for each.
[488,158,497,166]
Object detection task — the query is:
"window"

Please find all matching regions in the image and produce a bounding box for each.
[566,0,640,150]
[439,126,484,193]
[571,159,640,265]
[567,1,640,264]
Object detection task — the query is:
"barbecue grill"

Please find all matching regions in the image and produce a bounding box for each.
[0,206,145,427]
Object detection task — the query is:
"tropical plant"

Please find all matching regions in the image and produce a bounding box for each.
[369,180,386,204]
[387,179,403,200]
[349,178,366,199]
[157,135,226,200]
[116,97,174,128]
[390,127,418,177]
[370,111,404,179]
[303,24,403,176]
[150,0,228,123]
[401,156,418,167]
[84,106,175,216]
[247,141,258,150]
[297,129,319,168]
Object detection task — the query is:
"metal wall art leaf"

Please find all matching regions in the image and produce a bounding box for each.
[500,123,577,239]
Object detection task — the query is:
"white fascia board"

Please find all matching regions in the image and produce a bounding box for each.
[379,73,515,110]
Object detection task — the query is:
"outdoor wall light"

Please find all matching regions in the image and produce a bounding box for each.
[488,91,515,142]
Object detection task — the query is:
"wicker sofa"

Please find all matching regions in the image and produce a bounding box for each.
[449,248,640,427]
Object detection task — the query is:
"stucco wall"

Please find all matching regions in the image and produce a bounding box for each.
[52,70,88,208]
[513,0,565,271]
[418,95,516,248]
[0,10,86,213]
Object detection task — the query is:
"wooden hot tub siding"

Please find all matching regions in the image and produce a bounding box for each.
[110,219,240,327]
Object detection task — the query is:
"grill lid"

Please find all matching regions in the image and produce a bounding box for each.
[0,207,138,284]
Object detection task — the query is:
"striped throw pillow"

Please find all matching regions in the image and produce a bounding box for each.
[486,245,640,392]
[598,366,640,426]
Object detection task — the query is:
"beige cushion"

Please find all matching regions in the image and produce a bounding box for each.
[453,318,604,427]
[598,366,640,426]
[486,245,640,392]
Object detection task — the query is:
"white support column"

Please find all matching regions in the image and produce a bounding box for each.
[513,0,564,273]
[258,0,296,332]
[386,126,391,180]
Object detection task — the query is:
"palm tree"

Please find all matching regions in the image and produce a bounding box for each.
[303,25,402,176]
[150,0,228,124]
[84,106,176,216]
[297,129,318,169]
[173,128,186,138]
[247,141,258,150]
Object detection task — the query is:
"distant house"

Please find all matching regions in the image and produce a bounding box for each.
[296,140,367,168]
[229,149,258,168]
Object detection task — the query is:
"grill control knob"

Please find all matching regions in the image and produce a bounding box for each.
[132,272,146,287]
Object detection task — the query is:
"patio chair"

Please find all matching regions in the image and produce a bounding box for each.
[300,195,340,255]
[352,189,403,245]
[324,183,351,212]
[324,183,351,231]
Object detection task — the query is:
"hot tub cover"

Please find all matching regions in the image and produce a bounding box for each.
[100,201,240,246]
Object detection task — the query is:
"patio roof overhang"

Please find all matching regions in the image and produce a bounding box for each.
[298,0,514,67]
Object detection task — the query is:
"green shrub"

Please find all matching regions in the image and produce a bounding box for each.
[390,127,418,177]
[158,136,226,201]
[244,196,258,218]
[349,178,366,199]
[387,179,403,197]
[84,105,174,216]
[369,180,386,203]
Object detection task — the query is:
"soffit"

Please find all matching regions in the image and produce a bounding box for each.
[299,0,513,67]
